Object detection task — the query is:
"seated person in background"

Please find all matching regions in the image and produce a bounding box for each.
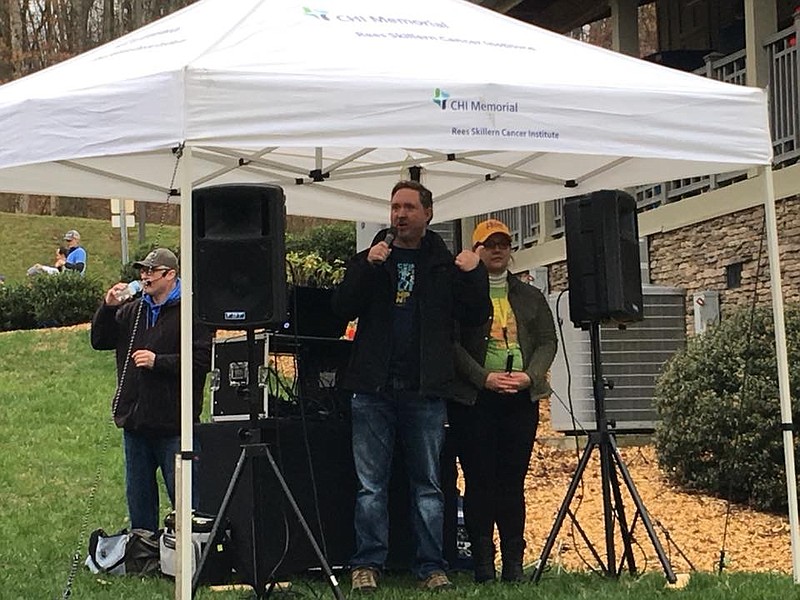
[27,246,68,276]
[61,229,87,274]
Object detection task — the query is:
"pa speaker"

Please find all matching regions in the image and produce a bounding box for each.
[564,189,643,326]
[193,184,286,328]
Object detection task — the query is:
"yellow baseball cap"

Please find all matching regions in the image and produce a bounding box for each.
[472,219,511,247]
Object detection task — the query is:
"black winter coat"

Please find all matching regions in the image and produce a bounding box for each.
[332,229,491,397]
[91,296,212,435]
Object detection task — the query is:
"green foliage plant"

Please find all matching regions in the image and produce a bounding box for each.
[285,222,355,264]
[0,273,103,331]
[286,251,346,288]
[29,272,104,327]
[0,280,37,330]
[654,304,800,512]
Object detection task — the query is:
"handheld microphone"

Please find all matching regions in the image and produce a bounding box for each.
[505,353,514,374]
[383,226,398,247]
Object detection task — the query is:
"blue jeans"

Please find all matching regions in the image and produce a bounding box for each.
[350,391,448,579]
[123,430,200,531]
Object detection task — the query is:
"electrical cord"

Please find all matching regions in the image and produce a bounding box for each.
[59,144,182,599]
[286,275,331,561]
[550,289,671,577]
[270,264,332,564]
[716,213,768,574]
[550,290,600,575]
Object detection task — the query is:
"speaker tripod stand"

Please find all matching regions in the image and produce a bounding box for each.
[192,329,345,600]
[531,321,677,584]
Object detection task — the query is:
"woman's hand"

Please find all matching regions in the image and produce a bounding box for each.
[485,371,531,393]
[506,371,531,391]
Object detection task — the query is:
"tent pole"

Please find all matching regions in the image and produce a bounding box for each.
[177,145,194,600]
[760,164,800,583]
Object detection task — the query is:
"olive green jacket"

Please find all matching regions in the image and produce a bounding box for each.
[452,273,557,405]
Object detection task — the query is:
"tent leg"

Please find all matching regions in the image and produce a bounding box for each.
[177,145,194,600]
[760,164,800,583]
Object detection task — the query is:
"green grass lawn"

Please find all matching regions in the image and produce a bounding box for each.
[0,212,179,287]
[1,326,797,599]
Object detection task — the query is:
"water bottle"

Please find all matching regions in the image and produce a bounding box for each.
[115,280,143,302]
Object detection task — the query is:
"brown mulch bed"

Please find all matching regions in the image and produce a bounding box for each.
[515,401,792,575]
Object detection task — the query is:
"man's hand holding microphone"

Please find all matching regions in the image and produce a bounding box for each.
[367,227,397,265]
[367,226,480,273]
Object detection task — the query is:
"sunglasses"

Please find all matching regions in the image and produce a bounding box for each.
[139,267,171,275]
[481,239,511,250]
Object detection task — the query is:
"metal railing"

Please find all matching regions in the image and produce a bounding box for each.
[473,204,539,249]
[632,24,797,211]
[480,21,798,245]
[766,25,800,163]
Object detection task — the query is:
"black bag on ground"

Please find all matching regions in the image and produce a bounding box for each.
[85,528,161,575]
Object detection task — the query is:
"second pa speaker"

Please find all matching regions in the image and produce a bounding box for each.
[193,184,286,329]
[564,189,643,326]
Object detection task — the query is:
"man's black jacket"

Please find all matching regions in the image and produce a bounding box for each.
[332,229,490,397]
[91,297,212,435]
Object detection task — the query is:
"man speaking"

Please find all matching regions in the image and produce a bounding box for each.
[333,181,491,592]
[91,248,212,532]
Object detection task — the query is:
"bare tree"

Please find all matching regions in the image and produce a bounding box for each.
[101,0,113,39]
[639,2,658,57]
[8,0,23,77]
[0,1,11,81]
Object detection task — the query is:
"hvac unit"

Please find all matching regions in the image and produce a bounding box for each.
[549,285,686,433]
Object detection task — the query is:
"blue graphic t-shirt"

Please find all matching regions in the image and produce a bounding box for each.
[388,247,420,390]
[66,246,87,275]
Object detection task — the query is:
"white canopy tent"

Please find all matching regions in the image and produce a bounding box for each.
[0,0,795,594]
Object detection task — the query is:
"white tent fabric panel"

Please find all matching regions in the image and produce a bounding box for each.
[0,0,793,593]
[0,0,770,202]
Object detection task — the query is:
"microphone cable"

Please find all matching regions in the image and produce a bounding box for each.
[59,144,183,599]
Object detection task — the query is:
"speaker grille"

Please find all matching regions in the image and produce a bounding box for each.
[193,185,286,328]
[565,190,643,325]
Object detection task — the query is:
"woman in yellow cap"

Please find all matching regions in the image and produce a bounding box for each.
[450,218,557,583]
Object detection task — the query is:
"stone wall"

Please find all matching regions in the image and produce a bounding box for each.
[545,196,800,336]
[649,197,800,333]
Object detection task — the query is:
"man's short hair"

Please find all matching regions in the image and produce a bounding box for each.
[391,180,433,210]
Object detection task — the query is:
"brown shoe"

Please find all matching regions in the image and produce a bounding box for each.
[351,567,378,593]
[419,571,453,591]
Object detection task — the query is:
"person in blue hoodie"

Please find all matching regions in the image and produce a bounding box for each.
[91,248,212,532]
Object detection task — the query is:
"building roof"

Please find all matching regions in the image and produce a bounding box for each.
[473,0,651,33]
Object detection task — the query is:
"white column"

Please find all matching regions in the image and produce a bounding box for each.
[760,165,800,583]
[744,0,777,88]
[176,146,194,600]
[610,0,640,57]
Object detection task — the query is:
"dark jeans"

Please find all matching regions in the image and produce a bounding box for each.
[350,391,448,579]
[123,430,200,531]
[448,391,539,546]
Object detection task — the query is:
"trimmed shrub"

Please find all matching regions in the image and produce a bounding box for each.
[286,222,355,264]
[0,274,103,331]
[0,282,37,331]
[654,304,800,512]
[28,272,104,327]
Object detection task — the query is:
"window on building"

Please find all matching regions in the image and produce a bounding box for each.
[726,262,743,289]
